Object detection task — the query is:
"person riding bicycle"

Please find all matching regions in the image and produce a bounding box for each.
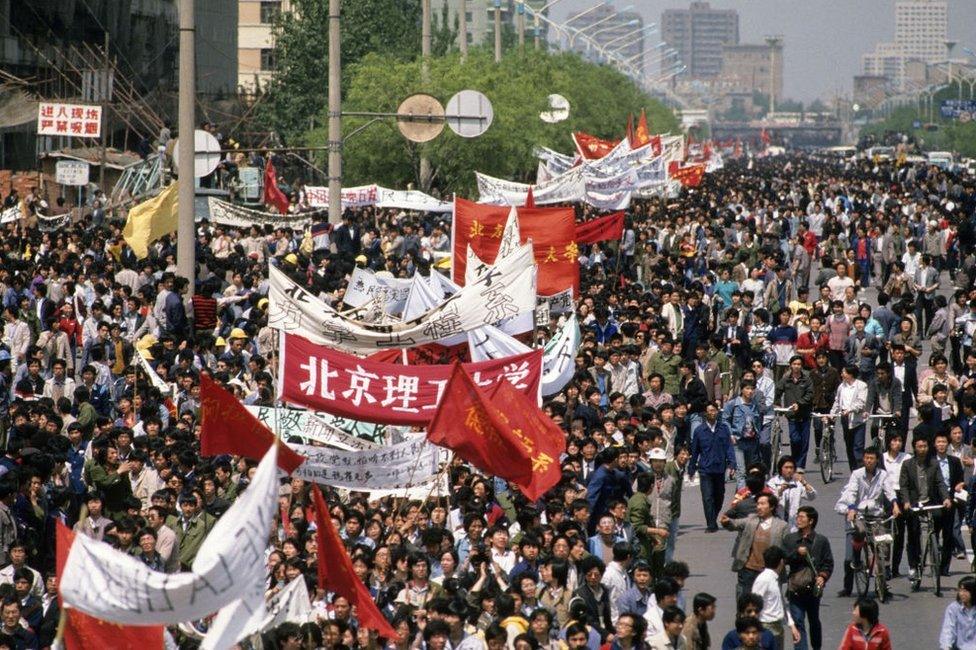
[866,363,902,448]
[899,435,951,583]
[834,446,900,597]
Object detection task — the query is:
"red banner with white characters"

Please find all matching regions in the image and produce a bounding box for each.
[572,132,620,160]
[452,198,578,297]
[280,332,542,425]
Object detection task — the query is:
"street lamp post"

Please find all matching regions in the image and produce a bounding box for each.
[459,0,467,59]
[946,40,958,100]
[568,5,632,48]
[531,0,572,50]
[765,35,782,116]
[494,0,502,62]
[327,0,342,225]
[176,0,196,282]
[517,1,525,51]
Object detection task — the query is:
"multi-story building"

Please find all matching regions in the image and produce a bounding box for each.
[721,42,782,102]
[894,0,947,63]
[661,1,738,79]
[238,0,292,93]
[430,0,551,49]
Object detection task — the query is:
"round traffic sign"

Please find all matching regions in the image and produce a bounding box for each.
[173,129,222,178]
[445,90,493,138]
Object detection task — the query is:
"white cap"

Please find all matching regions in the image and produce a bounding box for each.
[648,448,667,461]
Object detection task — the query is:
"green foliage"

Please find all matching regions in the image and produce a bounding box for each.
[254,0,456,143]
[860,83,976,157]
[306,49,679,196]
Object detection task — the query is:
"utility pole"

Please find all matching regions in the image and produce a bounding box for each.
[459,0,467,59]
[494,0,502,63]
[176,0,196,283]
[420,0,432,190]
[765,36,782,117]
[517,1,525,52]
[99,30,109,194]
[327,0,342,225]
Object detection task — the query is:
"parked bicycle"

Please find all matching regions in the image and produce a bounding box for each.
[867,413,898,450]
[771,407,793,471]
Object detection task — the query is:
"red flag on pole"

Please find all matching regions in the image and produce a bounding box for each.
[263,159,291,214]
[635,109,651,146]
[524,185,535,208]
[426,364,564,501]
[626,113,636,148]
[571,132,620,160]
[576,212,625,244]
[200,374,306,474]
[56,522,165,650]
[671,164,706,188]
[311,485,399,639]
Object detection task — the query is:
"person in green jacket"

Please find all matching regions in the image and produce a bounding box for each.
[87,441,135,521]
[169,492,216,569]
[628,449,679,577]
[646,336,682,396]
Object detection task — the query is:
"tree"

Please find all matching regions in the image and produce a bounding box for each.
[306,49,679,196]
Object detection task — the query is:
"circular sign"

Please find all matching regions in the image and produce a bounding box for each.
[540,94,570,123]
[445,90,493,138]
[173,129,222,178]
[396,94,445,143]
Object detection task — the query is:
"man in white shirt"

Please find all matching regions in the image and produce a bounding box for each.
[751,546,799,649]
[603,543,632,623]
[827,365,869,471]
[826,262,854,301]
[488,526,516,576]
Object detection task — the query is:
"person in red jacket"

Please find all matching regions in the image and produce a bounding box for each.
[796,315,830,369]
[838,597,892,650]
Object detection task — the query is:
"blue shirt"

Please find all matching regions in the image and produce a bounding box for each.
[939,601,976,650]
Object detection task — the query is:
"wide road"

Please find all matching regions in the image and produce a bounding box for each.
[673,274,960,648]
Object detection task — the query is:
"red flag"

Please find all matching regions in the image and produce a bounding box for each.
[312,485,399,639]
[635,109,651,146]
[427,364,564,501]
[56,522,164,650]
[760,128,771,146]
[576,212,625,244]
[263,159,291,214]
[200,374,306,473]
[649,135,662,157]
[734,139,743,158]
[572,132,620,160]
[452,198,578,296]
[702,141,712,161]
[671,164,706,188]
[626,113,636,148]
[524,185,535,208]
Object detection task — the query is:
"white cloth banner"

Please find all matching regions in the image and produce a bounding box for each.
[60,445,280,630]
[207,198,318,229]
[267,243,537,353]
[343,267,412,315]
[245,406,382,450]
[533,146,577,175]
[135,349,173,397]
[1,206,21,224]
[290,436,442,491]
[234,577,312,641]
[468,313,581,397]
[305,185,452,213]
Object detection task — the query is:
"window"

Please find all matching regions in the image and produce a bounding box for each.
[260,48,277,71]
[260,1,281,24]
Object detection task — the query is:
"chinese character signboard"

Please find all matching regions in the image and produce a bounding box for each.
[37,102,102,138]
[55,160,90,187]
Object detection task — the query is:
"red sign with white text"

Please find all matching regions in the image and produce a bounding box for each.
[281,333,542,425]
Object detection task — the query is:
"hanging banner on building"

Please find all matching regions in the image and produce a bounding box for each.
[280,332,543,425]
[267,244,537,353]
[37,102,102,138]
[290,436,442,491]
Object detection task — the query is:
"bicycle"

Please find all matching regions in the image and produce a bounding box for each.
[850,510,895,603]
[771,407,793,471]
[867,413,897,450]
[813,413,841,483]
[910,503,944,597]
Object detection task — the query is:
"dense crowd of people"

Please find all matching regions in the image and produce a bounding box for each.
[0,151,975,650]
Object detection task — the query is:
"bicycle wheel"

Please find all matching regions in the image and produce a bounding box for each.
[853,546,870,597]
[928,532,942,597]
[820,431,834,483]
[874,544,890,602]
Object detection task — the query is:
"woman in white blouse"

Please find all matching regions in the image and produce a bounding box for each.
[767,455,816,532]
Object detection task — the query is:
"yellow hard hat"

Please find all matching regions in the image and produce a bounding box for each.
[284,253,299,265]
[136,334,158,351]
[215,337,226,347]
[229,328,248,340]
[257,297,269,311]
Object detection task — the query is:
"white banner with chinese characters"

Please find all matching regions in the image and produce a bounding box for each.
[267,242,537,353]
[290,436,443,491]
[207,198,321,229]
[37,102,102,138]
[245,406,382,450]
[343,267,413,315]
[61,445,279,632]
[305,185,452,213]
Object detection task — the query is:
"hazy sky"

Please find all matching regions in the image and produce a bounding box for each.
[551,0,976,101]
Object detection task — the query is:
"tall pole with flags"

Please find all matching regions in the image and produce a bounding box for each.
[176,0,196,283]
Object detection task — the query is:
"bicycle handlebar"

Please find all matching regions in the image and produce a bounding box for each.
[912,504,945,512]
[867,414,896,419]
[813,413,842,418]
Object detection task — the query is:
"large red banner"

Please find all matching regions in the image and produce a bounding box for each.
[572,132,620,160]
[281,332,542,425]
[452,198,578,297]
[576,212,625,245]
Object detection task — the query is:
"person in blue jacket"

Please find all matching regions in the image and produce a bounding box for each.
[689,401,736,532]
